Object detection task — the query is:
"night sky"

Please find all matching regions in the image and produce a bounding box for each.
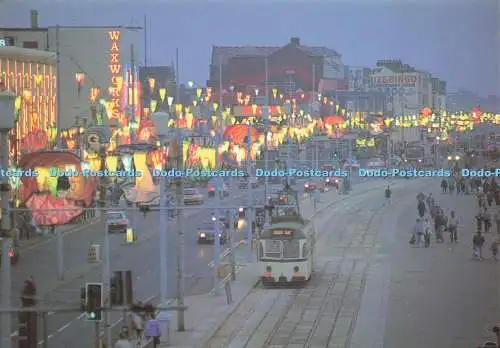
[1,0,498,97]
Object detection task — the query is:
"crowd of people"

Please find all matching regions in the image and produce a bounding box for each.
[411,178,500,261]
[114,301,162,348]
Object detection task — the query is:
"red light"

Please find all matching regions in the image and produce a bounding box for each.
[8,250,14,257]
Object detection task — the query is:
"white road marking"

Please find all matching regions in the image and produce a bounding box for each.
[57,322,72,332]
[37,334,53,345]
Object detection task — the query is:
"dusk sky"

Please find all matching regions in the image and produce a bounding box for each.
[1,0,498,97]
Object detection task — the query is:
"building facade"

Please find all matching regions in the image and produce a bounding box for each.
[431,77,447,113]
[368,60,433,117]
[208,37,345,97]
[0,46,56,159]
[0,15,142,129]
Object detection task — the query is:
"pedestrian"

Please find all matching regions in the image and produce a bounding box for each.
[144,313,162,347]
[472,231,485,260]
[441,179,447,194]
[475,211,483,233]
[385,186,391,205]
[130,310,143,341]
[490,235,500,261]
[488,191,494,207]
[424,218,432,247]
[114,332,133,348]
[448,210,459,243]
[413,218,425,247]
[483,208,492,233]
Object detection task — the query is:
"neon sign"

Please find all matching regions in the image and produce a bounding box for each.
[108,31,121,121]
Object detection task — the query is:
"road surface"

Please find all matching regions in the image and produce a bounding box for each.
[7,180,328,348]
[202,178,499,348]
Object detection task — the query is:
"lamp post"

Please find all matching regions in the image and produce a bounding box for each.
[75,72,85,99]
[0,90,15,348]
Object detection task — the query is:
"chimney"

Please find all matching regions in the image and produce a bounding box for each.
[290,37,300,45]
[30,10,38,28]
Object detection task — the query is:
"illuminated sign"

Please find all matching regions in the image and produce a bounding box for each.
[108,31,121,120]
[0,39,6,47]
[271,229,294,236]
[371,75,417,86]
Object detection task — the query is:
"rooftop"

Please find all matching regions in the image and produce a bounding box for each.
[0,46,55,63]
[374,59,417,73]
[212,37,341,66]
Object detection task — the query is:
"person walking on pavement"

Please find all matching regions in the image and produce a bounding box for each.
[385,186,392,205]
[473,230,485,260]
[144,313,162,347]
[495,210,500,234]
[413,218,425,247]
[483,207,492,233]
[475,210,484,233]
[490,235,500,261]
[441,179,448,194]
[448,211,459,243]
[424,217,432,247]
[114,332,133,348]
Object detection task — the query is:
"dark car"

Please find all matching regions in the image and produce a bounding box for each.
[324,177,340,188]
[106,211,129,233]
[303,181,317,192]
[197,221,227,244]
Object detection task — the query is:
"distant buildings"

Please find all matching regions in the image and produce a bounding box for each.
[208,37,345,96]
[447,89,500,113]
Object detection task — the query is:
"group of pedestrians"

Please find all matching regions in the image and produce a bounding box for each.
[414,178,500,261]
[114,302,162,348]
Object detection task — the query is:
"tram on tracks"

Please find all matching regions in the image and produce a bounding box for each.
[258,187,316,286]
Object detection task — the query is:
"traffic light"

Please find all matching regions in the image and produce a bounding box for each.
[84,283,103,321]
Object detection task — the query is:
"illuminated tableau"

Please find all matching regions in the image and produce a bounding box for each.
[18,151,97,226]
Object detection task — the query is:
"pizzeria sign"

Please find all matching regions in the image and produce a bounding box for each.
[372,75,417,86]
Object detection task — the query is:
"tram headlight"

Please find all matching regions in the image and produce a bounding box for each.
[293,266,299,273]
[199,233,206,238]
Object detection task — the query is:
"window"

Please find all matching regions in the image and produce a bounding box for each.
[22,41,38,49]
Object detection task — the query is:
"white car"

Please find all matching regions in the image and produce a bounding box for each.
[183,188,204,205]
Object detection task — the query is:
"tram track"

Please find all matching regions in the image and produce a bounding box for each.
[202,179,430,348]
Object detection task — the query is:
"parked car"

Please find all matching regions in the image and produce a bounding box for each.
[183,188,204,205]
[106,211,129,233]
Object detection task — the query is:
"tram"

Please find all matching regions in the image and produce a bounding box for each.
[258,187,316,285]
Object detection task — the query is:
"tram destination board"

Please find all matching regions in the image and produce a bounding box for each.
[271,229,294,236]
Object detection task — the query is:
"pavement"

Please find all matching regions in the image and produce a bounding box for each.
[152,177,397,348]
[173,178,500,348]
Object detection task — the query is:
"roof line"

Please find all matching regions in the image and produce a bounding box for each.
[0,26,142,30]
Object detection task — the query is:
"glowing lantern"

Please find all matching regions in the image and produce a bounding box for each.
[8,167,20,189]
[251,104,258,115]
[213,102,219,111]
[159,88,166,102]
[35,75,43,85]
[148,77,155,91]
[47,170,58,196]
[272,88,277,99]
[89,157,101,171]
[150,100,158,112]
[35,167,49,190]
[104,101,114,119]
[105,155,118,172]
[133,152,148,186]
[335,104,340,113]
[89,87,100,103]
[196,88,202,98]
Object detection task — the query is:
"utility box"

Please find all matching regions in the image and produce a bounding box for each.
[0,91,15,130]
[88,244,101,263]
[157,311,172,344]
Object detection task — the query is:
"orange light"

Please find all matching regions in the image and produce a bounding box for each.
[108,30,121,120]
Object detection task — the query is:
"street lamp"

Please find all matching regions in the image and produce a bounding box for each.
[75,72,85,98]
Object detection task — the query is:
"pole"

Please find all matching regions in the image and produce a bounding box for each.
[246,124,253,260]
[42,311,49,348]
[130,44,136,144]
[229,211,236,281]
[159,174,168,303]
[264,58,269,225]
[103,211,112,348]
[174,47,185,332]
[55,25,65,281]
[0,130,11,348]
[143,15,148,67]
[94,321,99,348]
[214,59,223,294]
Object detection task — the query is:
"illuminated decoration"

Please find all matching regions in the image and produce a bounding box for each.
[88,156,101,172]
[18,151,96,226]
[20,130,49,152]
[148,77,155,92]
[121,154,132,171]
[234,105,285,116]
[167,96,174,107]
[105,155,118,172]
[183,141,216,169]
[150,99,157,112]
[159,88,166,102]
[133,152,154,193]
[108,30,122,121]
[0,54,56,160]
[356,138,376,148]
[196,88,202,98]
[89,87,100,103]
[149,149,166,170]
[75,72,85,97]
[223,125,259,145]
[8,167,20,189]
